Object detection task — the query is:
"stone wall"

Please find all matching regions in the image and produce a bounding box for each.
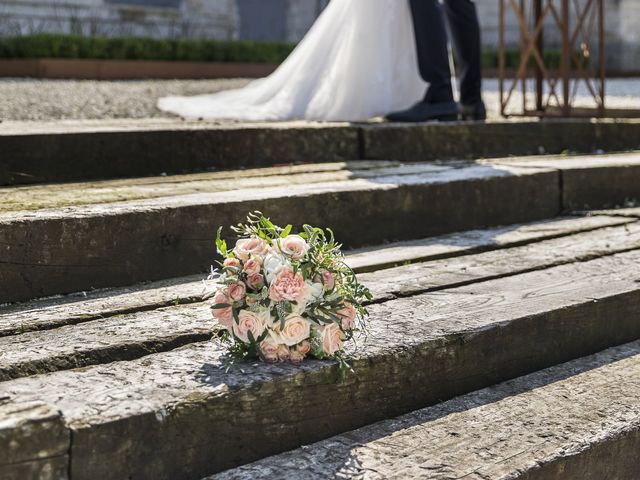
[0,0,237,39]
[0,0,327,41]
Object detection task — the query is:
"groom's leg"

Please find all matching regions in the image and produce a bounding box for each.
[443,0,483,105]
[409,0,454,103]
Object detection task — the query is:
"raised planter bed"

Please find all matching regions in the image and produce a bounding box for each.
[0,58,278,80]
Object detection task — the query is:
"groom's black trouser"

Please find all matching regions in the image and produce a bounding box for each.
[409,0,482,105]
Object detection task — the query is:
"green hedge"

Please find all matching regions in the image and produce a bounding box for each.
[0,34,574,69]
[483,49,574,70]
[0,34,295,63]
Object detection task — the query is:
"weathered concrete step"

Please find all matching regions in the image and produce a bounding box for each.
[0,214,628,337]
[0,161,560,303]
[0,401,69,480]
[212,341,640,480]
[2,118,639,186]
[347,213,630,272]
[0,160,425,213]
[579,206,640,218]
[2,220,639,380]
[490,152,640,210]
[2,250,640,479]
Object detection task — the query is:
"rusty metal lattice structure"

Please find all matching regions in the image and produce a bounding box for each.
[499,0,606,118]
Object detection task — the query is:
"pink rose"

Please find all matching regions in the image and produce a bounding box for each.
[278,315,311,346]
[277,344,291,362]
[232,310,267,343]
[269,267,308,302]
[223,258,240,268]
[297,340,311,356]
[228,282,246,302]
[260,338,279,363]
[320,323,344,356]
[337,303,358,330]
[321,270,336,290]
[290,350,305,364]
[246,273,265,290]
[211,289,233,329]
[243,256,263,275]
[273,235,309,260]
[233,237,268,261]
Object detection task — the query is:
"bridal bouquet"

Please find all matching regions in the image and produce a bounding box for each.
[210,212,371,367]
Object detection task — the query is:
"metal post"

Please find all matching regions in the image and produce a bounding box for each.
[520,0,527,113]
[598,0,606,115]
[561,0,571,115]
[499,0,506,116]
[534,0,544,113]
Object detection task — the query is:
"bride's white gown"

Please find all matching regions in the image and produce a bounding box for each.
[158,0,426,122]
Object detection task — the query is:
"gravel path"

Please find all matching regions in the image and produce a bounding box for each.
[0,77,638,122]
[0,79,251,121]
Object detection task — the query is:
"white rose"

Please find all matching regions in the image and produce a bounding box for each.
[263,253,290,283]
[304,282,324,303]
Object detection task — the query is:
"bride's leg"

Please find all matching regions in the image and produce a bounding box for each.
[408,0,454,103]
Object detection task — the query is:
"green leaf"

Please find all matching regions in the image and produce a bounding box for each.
[280,224,292,238]
[215,227,228,257]
[211,303,231,310]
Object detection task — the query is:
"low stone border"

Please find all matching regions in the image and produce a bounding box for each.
[0,58,278,80]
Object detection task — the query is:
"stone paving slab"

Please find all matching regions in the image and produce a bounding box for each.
[347,213,631,272]
[0,162,559,303]
[2,250,640,478]
[362,221,640,299]
[0,161,448,213]
[0,214,626,337]
[211,340,640,480]
[2,221,639,380]
[491,152,640,210]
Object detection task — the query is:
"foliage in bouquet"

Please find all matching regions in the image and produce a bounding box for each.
[210,212,371,367]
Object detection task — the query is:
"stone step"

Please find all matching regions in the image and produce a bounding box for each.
[1,218,639,380]
[490,152,640,210]
[2,245,640,478]
[0,214,628,337]
[1,118,639,186]
[211,340,640,480]
[3,152,640,305]
[0,159,561,303]
[0,401,69,480]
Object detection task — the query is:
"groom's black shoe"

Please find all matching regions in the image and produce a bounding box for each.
[459,100,487,122]
[385,100,459,123]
